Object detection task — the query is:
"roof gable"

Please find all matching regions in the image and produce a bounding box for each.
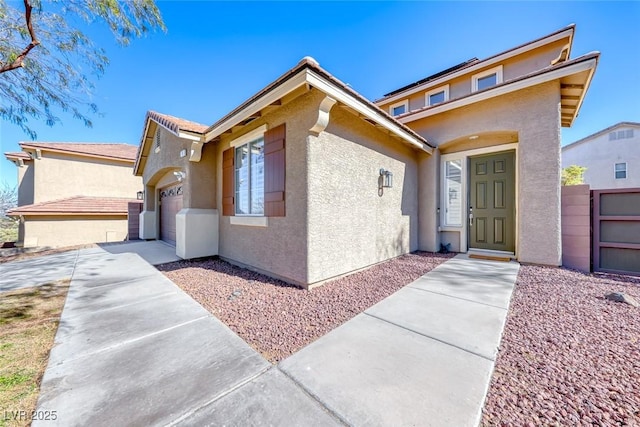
[563,122,640,151]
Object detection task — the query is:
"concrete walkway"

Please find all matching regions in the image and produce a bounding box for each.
[0,245,519,426]
[280,254,519,426]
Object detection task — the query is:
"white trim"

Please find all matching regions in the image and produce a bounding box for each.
[203,69,432,154]
[377,27,574,105]
[472,65,503,92]
[440,143,519,253]
[614,162,627,179]
[389,100,409,116]
[205,72,307,141]
[229,124,268,148]
[230,216,268,227]
[305,70,432,153]
[400,58,597,124]
[425,85,450,107]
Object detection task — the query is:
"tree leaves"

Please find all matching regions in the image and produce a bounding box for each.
[0,0,165,138]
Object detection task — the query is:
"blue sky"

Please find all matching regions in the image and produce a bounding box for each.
[1,1,639,186]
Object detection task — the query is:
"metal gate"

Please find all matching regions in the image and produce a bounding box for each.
[592,188,640,275]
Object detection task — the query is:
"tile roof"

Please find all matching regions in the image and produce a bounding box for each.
[8,196,141,216]
[19,142,138,161]
[147,111,208,134]
[4,151,31,160]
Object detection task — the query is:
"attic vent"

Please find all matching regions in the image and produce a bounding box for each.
[155,129,161,153]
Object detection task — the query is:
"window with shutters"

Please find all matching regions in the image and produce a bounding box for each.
[222,123,286,218]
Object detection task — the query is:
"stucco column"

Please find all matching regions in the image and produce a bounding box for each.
[418,150,440,252]
[517,84,562,265]
[176,208,219,259]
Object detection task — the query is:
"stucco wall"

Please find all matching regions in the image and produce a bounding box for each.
[22,215,128,248]
[17,162,34,206]
[408,80,562,265]
[562,126,640,190]
[216,89,322,285]
[306,105,420,284]
[141,126,191,212]
[32,153,141,203]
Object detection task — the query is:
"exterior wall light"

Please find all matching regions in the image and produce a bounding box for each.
[378,168,393,197]
[173,171,186,182]
[380,168,393,188]
[136,191,144,200]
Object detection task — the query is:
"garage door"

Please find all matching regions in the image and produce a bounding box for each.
[160,184,183,245]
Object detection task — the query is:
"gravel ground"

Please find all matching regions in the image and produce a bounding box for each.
[482,265,640,426]
[159,251,453,363]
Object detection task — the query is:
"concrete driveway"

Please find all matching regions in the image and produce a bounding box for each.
[1,243,518,426]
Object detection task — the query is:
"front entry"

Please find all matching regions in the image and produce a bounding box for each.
[469,151,515,252]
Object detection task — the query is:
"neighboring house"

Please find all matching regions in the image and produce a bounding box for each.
[134,24,598,288]
[562,122,640,189]
[4,143,142,248]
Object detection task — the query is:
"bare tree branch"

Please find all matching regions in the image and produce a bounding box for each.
[0,0,40,74]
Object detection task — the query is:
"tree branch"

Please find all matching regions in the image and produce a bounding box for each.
[0,0,40,74]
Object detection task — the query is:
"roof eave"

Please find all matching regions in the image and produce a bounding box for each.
[398,54,599,125]
[376,24,576,105]
[203,65,433,154]
[18,143,135,164]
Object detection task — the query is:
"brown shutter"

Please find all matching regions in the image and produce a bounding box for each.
[264,123,286,217]
[222,147,235,216]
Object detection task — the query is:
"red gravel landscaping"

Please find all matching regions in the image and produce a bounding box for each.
[158,251,453,363]
[482,265,640,426]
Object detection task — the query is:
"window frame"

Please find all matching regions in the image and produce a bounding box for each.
[615,162,627,180]
[471,65,503,92]
[425,85,449,107]
[389,100,409,116]
[442,158,463,227]
[230,125,267,216]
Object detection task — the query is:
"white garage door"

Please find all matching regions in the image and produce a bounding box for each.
[159,184,183,245]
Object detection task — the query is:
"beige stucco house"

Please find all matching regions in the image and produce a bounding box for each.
[134,24,598,288]
[5,142,142,248]
[562,122,640,189]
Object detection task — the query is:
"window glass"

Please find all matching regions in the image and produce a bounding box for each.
[235,137,265,214]
[392,104,406,116]
[477,73,497,91]
[429,91,445,105]
[445,160,463,226]
[615,163,627,179]
[250,139,264,214]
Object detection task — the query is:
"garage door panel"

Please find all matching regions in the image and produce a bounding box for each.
[160,185,182,246]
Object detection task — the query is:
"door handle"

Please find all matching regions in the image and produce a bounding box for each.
[469,206,473,227]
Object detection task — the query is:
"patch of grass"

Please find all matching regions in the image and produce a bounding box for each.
[0,281,69,427]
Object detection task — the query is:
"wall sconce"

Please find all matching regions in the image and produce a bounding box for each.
[378,168,393,197]
[380,169,393,188]
[136,190,144,200]
[173,170,186,182]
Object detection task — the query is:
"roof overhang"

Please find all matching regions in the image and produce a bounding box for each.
[203,63,433,154]
[376,25,575,105]
[18,143,135,164]
[397,53,599,127]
